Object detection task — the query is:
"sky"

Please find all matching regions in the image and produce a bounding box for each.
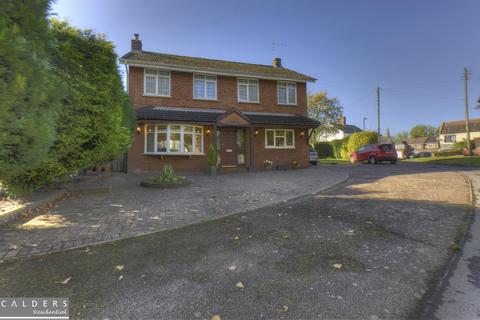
[51,0,480,135]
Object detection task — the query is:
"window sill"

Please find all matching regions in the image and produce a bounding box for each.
[265,146,296,150]
[143,94,171,98]
[143,152,206,156]
[193,98,218,101]
[277,103,297,107]
[238,100,260,104]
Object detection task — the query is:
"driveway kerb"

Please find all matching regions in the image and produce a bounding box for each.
[0,170,351,263]
[414,172,476,318]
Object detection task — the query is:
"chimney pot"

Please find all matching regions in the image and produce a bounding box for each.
[272,57,282,68]
[131,33,142,51]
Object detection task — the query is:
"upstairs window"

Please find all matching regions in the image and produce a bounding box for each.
[277,81,297,105]
[194,74,217,100]
[144,69,170,96]
[238,78,259,103]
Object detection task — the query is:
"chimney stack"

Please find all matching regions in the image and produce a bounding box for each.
[131,33,142,51]
[272,57,282,68]
[339,116,346,125]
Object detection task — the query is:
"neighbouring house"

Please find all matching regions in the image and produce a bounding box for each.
[316,117,362,142]
[120,34,319,172]
[439,118,480,149]
[395,136,439,158]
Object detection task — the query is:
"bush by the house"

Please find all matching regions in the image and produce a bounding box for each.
[314,143,333,158]
[347,131,379,154]
[434,149,463,157]
[0,0,63,193]
[331,137,350,160]
[16,20,135,190]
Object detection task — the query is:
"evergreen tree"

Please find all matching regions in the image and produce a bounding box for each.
[0,0,62,191]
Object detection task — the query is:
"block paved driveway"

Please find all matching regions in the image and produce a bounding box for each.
[0,166,348,260]
[0,163,471,319]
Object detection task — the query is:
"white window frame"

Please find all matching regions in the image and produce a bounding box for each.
[144,124,204,155]
[265,129,295,149]
[237,78,259,103]
[143,69,171,97]
[277,81,297,105]
[193,74,217,100]
[444,134,456,143]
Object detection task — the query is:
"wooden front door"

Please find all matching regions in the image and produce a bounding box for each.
[220,127,237,167]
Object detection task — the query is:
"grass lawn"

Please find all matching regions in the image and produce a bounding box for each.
[402,155,480,167]
[318,158,350,165]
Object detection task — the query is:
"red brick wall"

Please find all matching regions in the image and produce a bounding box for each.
[128,126,309,172]
[128,67,307,116]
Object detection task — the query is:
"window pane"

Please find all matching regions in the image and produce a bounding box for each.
[146,125,155,133]
[158,77,169,96]
[239,84,247,101]
[157,133,167,152]
[195,127,202,134]
[145,76,156,94]
[278,87,287,104]
[248,83,258,102]
[170,125,181,132]
[275,136,285,147]
[183,126,193,133]
[288,87,296,104]
[286,131,294,146]
[170,133,180,152]
[145,70,157,75]
[184,133,193,152]
[275,130,285,137]
[206,76,216,81]
[206,81,216,99]
[194,134,202,153]
[158,71,169,77]
[194,79,204,98]
[157,124,167,131]
[266,130,274,146]
[146,133,154,152]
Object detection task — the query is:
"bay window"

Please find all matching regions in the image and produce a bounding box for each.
[277,81,297,105]
[145,124,204,154]
[238,78,259,103]
[144,69,170,96]
[265,129,295,149]
[194,74,217,100]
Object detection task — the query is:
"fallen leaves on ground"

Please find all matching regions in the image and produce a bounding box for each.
[114,265,124,271]
[118,275,124,281]
[61,277,72,284]
[333,263,343,269]
[234,236,239,240]
[227,265,237,271]
[235,282,245,288]
[211,315,221,320]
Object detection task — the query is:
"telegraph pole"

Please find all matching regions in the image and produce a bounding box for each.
[363,117,367,131]
[463,67,472,155]
[376,86,381,142]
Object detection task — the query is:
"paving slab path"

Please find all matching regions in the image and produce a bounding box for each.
[0,163,472,319]
[0,166,348,260]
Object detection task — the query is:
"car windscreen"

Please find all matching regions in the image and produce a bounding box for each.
[379,144,395,151]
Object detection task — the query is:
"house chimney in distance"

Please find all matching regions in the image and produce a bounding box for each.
[339,116,346,125]
[131,33,142,51]
[272,57,282,68]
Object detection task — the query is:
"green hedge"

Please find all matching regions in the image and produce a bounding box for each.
[314,143,333,158]
[347,131,379,153]
[434,149,463,157]
[331,137,350,160]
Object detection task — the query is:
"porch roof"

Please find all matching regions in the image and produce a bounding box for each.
[136,106,320,127]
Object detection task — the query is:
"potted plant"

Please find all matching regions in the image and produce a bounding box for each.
[208,144,217,175]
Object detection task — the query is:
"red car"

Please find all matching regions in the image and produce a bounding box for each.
[350,143,398,164]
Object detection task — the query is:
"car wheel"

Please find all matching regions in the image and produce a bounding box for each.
[310,161,317,165]
[368,156,377,164]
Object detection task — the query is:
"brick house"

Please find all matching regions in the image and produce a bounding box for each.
[120,34,318,172]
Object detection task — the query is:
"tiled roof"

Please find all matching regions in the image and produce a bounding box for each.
[440,118,480,134]
[136,106,319,127]
[342,124,363,134]
[120,51,316,82]
[406,137,429,145]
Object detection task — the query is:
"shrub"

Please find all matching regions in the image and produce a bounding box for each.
[314,143,333,158]
[434,149,463,157]
[453,140,475,150]
[331,137,350,159]
[147,164,185,184]
[208,144,216,166]
[347,131,379,153]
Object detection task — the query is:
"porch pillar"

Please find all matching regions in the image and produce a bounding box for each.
[249,126,254,170]
[213,123,218,166]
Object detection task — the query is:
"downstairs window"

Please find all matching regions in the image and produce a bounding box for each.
[145,124,203,154]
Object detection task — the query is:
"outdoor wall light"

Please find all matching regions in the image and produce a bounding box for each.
[136,126,141,135]
[254,129,259,136]
[206,128,211,136]
[300,130,305,137]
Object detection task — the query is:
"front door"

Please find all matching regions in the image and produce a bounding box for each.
[220,127,237,167]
